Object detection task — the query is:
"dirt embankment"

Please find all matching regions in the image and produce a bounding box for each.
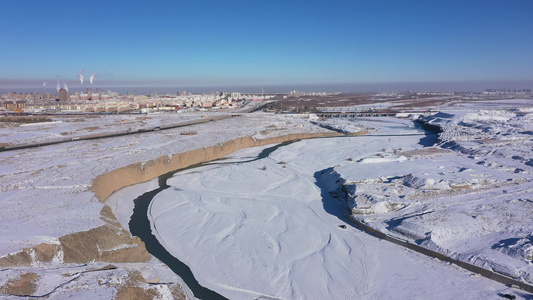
[91,132,342,201]
[0,206,151,267]
[0,131,341,298]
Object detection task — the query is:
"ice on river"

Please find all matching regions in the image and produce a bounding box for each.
[147,122,510,299]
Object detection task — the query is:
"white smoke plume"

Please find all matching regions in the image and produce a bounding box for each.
[78,69,84,85]
[43,81,47,87]
[90,72,96,85]
[63,83,69,92]
[56,76,60,92]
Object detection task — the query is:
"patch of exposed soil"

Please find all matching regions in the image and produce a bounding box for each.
[0,206,151,268]
[0,116,52,124]
[0,272,39,296]
[399,148,453,158]
[115,270,186,300]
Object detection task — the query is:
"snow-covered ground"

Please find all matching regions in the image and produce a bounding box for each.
[0,113,205,146]
[0,111,330,298]
[0,100,265,148]
[2,99,533,299]
[338,107,533,285]
[132,116,529,299]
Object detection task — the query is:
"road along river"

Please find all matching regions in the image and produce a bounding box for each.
[123,118,510,299]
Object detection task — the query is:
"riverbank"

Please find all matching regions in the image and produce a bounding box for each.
[0,113,335,298]
[92,131,342,202]
[2,107,530,298]
[127,117,516,299]
[334,110,533,294]
[94,132,342,300]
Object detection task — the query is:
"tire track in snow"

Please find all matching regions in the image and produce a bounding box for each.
[345,227,370,296]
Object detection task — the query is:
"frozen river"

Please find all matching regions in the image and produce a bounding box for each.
[123,118,507,299]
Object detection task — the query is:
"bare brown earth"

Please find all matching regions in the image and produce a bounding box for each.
[114,270,186,300]
[0,206,150,268]
[264,93,451,113]
[0,272,40,296]
[0,116,52,124]
[399,148,453,158]
[264,94,382,112]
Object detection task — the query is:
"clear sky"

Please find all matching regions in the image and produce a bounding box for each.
[1,0,533,92]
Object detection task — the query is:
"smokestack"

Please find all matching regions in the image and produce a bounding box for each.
[78,70,84,85]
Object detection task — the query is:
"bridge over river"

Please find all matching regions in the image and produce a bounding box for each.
[314,110,434,118]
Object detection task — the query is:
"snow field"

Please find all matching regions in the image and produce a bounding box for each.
[338,108,533,286]
[0,111,330,298]
[146,119,515,299]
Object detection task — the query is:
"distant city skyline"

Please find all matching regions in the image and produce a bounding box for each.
[2,79,533,95]
[1,1,532,92]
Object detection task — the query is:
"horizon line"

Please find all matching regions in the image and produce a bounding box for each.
[1,79,533,94]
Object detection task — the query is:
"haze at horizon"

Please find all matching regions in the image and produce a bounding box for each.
[1,0,532,91]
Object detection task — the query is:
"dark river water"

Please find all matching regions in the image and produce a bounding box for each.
[127,121,438,299]
[128,140,299,300]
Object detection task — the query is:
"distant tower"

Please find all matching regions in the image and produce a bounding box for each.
[97,88,103,101]
[58,88,69,102]
[87,88,93,100]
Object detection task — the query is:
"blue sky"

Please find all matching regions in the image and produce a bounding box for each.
[1,0,533,91]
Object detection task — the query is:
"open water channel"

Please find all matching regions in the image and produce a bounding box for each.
[129,141,299,299]
[128,119,436,299]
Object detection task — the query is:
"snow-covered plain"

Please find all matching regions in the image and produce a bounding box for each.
[0,111,330,298]
[339,107,533,285]
[0,113,204,146]
[2,99,533,299]
[141,116,530,299]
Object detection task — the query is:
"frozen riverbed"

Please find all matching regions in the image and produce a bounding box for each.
[0,112,332,298]
[138,118,515,299]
